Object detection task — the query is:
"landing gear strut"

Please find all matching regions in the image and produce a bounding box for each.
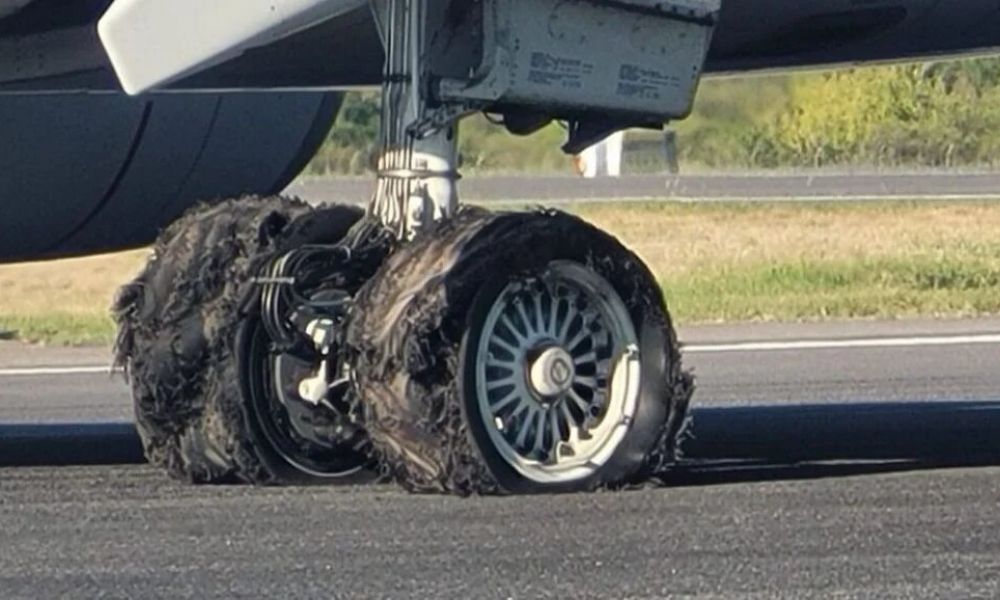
[117,0,715,492]
[368,0,461,238]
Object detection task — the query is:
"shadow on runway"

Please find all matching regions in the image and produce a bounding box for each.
[663,400,1000,486]
[4,402,1000,485]
[0,422,143,467]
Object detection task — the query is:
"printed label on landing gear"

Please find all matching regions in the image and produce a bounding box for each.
[616,63,680,100]
[528,52,594,89]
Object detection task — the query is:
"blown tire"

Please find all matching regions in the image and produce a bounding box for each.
[348,208,693,494]
[114,196,370,484]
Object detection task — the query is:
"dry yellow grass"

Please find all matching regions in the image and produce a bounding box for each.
[574,201,1000,277]
[3,200,1000,344]
[0,249,148,316]
[0,249,148,345]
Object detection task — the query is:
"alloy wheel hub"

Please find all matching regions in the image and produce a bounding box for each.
[529,346,576,398]
[473,260,642,483]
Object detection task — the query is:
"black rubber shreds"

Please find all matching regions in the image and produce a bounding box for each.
[346,207,694,495]
[113,196,363,484]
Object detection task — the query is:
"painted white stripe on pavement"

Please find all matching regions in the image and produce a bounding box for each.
[0,366,118,377]
[668,194,1000,203]
[684,333,1000,354]
[537,194,1000,206]
[2,333,1000,376]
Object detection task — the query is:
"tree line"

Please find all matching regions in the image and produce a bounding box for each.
[306,57,1000,175]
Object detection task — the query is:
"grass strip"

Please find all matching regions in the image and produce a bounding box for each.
[5,200,1000,345]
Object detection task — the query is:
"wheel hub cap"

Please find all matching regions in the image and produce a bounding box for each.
[529,346,576,398]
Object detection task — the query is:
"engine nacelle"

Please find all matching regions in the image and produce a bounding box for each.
[0,92,341,261]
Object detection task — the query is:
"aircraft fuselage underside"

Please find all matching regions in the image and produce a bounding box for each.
[3,0,1000,93]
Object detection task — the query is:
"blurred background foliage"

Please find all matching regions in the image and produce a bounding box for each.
[305,57,1000,175]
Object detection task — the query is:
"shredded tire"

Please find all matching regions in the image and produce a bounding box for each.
[113,195,366,484]
[347,207,693,495]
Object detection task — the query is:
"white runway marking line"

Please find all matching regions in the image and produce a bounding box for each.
[0,366,118,377]
[684,333,1000,353]
[2,333,1000,377]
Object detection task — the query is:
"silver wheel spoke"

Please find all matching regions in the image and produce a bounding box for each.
[565,327,592,353]
[515,299,534,339]
[491,390,521,413]
[558,309,575,341]
[548,296,561,336]
[487,376,517,392]
[489,335,520,357]
[532,409,547,455]
[487,358,516,373]
[559,401,577,430]
[500,313,527,345]
[533,292,546,335]
[515,406,536,448]
[566,388,590,414]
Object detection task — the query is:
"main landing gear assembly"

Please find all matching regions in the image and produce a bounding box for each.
[114,0,717,494]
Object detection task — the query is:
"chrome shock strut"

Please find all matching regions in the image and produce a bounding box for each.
[369,0,462,240]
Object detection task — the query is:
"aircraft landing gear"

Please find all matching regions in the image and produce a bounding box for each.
[339,0,705,493]
[116,0,714,492]
[348,209,692,493]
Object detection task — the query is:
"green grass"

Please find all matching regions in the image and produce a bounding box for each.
[665,252,1000,323]
[0,313,116,347]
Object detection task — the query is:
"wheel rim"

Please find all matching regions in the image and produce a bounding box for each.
[244,321,367,478]
[473,261,641,484]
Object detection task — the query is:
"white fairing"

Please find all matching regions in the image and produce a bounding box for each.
[98,0,367,95]
[578,132,625,178]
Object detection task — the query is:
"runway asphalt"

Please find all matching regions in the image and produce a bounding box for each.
[287,172,1000,204]
[3,318,1000,598]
